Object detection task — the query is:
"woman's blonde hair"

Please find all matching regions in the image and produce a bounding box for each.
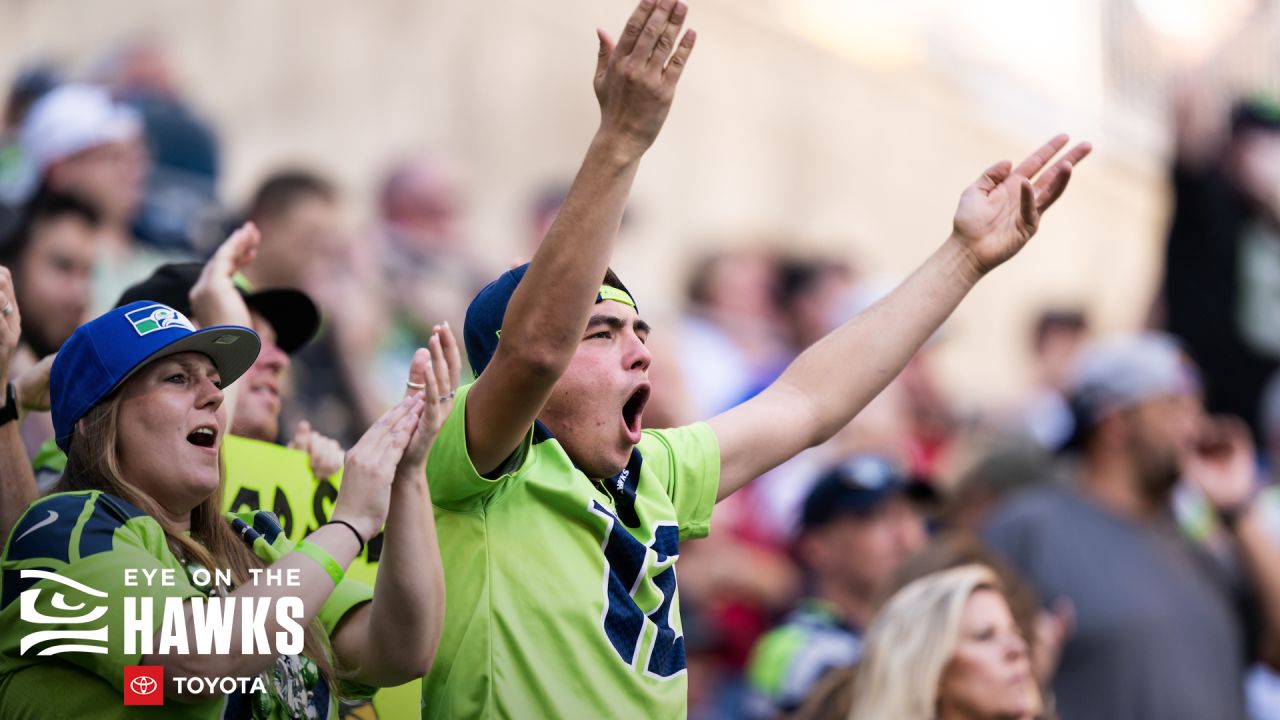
[848,564,1002,720]
[55,390,338,687]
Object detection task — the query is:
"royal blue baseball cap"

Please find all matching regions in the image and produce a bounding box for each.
[51,301,260,452]
[464,263,638,377]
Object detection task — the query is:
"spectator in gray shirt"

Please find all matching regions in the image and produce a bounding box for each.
[985,332,1280,720]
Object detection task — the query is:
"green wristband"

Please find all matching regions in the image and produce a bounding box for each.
[295,540,345,586]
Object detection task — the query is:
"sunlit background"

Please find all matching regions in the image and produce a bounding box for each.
[1,0,1274,409]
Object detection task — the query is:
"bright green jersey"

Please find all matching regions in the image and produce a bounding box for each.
[423,383,721,719]
[0,490,374,718]
[28,435,418,718]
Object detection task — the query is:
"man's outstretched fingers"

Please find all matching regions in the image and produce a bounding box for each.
[1032,142,1091,211]
[1019,179,1037,230]
[663,29,696,82]
[976,160,1012,194]
[634,0,676,62]
[647,1,687,68]
[616,0,658,57]
[1011,134,1069,180]
[595,29,614,83]
[1034,161,1074,213]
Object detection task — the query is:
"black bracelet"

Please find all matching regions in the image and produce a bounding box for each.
[324,519,366,554]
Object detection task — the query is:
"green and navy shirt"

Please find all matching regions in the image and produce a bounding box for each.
[744,599,863,719]
[0,491,374,718]
[29,435,421,718]
[424,382,721,719]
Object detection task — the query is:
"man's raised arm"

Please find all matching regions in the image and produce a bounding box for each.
[466,0,696,475]
[0,267,38,541]
[710,135,1092,500]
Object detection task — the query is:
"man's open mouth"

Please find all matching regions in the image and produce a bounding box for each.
[623,385,651,436]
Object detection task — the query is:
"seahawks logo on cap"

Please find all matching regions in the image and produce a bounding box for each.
[124,304,196,337]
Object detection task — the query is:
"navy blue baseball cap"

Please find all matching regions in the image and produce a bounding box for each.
[463,263,638,377]
[51,301,260,452]
[800,455,937,531]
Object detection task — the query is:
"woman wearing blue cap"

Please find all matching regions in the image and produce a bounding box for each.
[0,229,457,718]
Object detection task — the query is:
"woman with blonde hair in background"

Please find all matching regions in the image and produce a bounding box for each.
[849,564,1042,720]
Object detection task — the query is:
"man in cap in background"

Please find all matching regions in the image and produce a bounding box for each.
[27,222,336,495]
[19,83,187,313]
[985,332,1280,720]
[744,454,932,719]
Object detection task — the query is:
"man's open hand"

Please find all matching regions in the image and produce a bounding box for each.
[951,135,1092,279]
[593,0,696,160]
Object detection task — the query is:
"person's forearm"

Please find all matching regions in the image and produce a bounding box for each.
[1232,505,1280,666]
[773,235,981,446]
[145,524,361,699]
[500,132,642,373]
[349,467,444,685]
[0,422,38,542]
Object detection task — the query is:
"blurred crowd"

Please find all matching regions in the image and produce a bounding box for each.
[4,37,1280,720]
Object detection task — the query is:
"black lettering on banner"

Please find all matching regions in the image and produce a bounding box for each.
[313,479,339,528]
[272,488,294,538]
[228,488,261,514]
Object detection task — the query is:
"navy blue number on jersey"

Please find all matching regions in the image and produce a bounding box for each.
[589,500,686,677]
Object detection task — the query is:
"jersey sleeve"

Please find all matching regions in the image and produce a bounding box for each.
[641,423,721,540]
[226,510,375,638]
[426,382,535,511]
[0,492,203,692]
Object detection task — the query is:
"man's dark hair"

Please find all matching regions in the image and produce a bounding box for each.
[0,189,101,269]
[602,267,632,300]
[247,170,336,224]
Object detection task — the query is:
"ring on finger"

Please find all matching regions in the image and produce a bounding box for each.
[1,303,11,317]
[406,380,427,390]
[438,390,455,402]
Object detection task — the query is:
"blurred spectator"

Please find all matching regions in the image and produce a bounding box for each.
[96,38,221,252]
[0,190,98,456]
[0,65,60,214]
[369,156,488,403]
[1016,309,1089,448]
[744,455,931,719]
[985,332,1280,720]
[944,436,1059,536]
[19,83,184,313]
[790,537,1067,720]
[528,180,571,251]
[1163,93,1280,444]
[244,170,384,446]
[677,497,802,710]
[847,565,1042,720]
[892,536,1070,694]
[774,255,857,354]
[680,248,790,419]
